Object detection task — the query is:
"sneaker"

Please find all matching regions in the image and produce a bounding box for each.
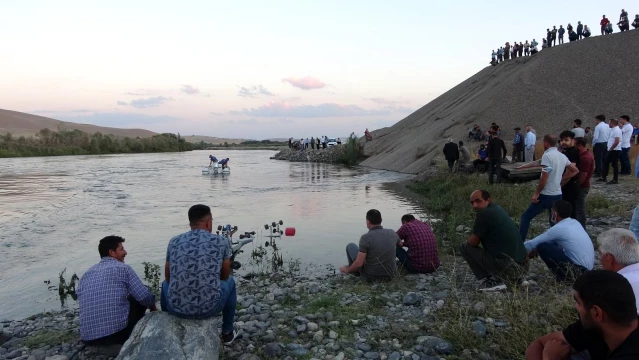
[478,277,507,291]
[607,180,618,185]
[221,330,238,345]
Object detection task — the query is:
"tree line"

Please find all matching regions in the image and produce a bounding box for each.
[0,128,196,157]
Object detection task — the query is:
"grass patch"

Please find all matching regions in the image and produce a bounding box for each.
[21,329,76,348]
[337,136,364,165]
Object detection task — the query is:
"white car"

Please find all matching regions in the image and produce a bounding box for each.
[327,138,338,147]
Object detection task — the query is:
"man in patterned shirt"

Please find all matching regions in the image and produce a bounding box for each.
[395,214,440,273]
[77,236,157,345]
[161,204,238,345]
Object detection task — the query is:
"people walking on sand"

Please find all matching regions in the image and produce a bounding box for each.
[486,126,507,184]
[575,137,594,229]
[572,119,585,138]
[512,127,523,163]
[598,118,622,185]
[620,115,633,175]
[443,139,459,173]
[162,204,238,345]
[524,125,537,162]
[593,115,610,178]
[601,15,610,35]
[526,270,639,359]
[551,26,557,46]
[524,41,530,56]
[577,21,584,39]
[341,209,398,282]
[519,134,579,241]
[524,200,594,281]
[559,131,581,219]
[77,236,157,346]
[558,25,565,44]
[461,190,528,290]
[395,214,440,274]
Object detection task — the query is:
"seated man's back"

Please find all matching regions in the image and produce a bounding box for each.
[360,225,398,280]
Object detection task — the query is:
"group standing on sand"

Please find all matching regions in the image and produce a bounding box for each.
[288,136,339,151]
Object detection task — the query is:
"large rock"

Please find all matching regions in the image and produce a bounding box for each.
[116,312,221,360]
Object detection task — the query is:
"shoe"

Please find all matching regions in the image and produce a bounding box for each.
[221,330,238,345]
[478,277,507,291]
[607,180,618,185]
[596,178,606,182]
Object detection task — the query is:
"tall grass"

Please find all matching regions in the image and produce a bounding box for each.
[337,136,363,165]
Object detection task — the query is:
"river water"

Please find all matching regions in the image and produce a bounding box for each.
[0,150,422,320]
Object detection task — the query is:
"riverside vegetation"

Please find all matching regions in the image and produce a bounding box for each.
[2,172,637,360]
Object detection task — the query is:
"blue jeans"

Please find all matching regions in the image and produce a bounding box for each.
[519,194,562,241]
[395,247,419,273]
[631,204,639,240]
[161,277,237,334]
[537,242,587,281]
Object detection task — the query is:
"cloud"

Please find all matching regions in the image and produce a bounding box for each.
[237,85,274,98]
[282,76,326,90]
[229,101,390,118]
[129,96,173,109]
[116,101,128,106]
[181,85,200,95]
[124,89,153,96]
[209,112,224,116]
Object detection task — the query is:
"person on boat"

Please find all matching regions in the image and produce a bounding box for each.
[209,155,218,166]
[219,158,230,169]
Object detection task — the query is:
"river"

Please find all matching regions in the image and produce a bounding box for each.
[0,150,422,320]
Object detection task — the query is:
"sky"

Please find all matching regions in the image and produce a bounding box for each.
[0,0,631,139]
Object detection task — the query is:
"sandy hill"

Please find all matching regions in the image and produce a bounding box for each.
[361,30,639,174]
[0,109,157,138]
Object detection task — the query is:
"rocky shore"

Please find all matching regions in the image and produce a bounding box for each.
[2,178,637,360]
[271,146,348,164]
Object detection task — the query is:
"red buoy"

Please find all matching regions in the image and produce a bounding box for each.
[285,227,296,236]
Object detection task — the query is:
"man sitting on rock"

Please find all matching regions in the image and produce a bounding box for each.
[77,236,157,346]
[526,270,639,360]
[161,204,238,345]
[524,201,594,282]
[341,209,398,282]
[460,190,528,290]
[598,228,639,314]
[395,214,440,274]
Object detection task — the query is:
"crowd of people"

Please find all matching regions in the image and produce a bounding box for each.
[288,136,340,151]
[490,8,639,65]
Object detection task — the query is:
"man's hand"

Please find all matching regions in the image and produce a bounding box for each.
[397,240,405,247]
[149,304,158,312]
[340,266,349,274]
[531,193,540,203]
[542,339,571,360]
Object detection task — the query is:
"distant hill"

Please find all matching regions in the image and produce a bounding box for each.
[184,135,247,145]
[361,30,639,174]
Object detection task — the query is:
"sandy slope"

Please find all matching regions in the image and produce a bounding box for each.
[361,30,639,174]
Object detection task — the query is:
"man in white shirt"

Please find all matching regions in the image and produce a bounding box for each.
[597,118,622,184]
[524,200,594,281]
[619,115,634,175]
[592,115,610,178]
[524,125,537,162]
[519,135,579,241]
[572,119,585,138]
[598,228,639,313]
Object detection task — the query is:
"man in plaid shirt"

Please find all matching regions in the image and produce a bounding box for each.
[77,236,156,345]
[396,214,440,273]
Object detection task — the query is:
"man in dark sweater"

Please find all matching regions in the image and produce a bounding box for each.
[487,126,507,184]
[559,130,581,219]
[443,139,460,172]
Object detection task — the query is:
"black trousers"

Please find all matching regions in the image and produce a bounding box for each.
[562,185,579,219]
[488,158,502,184]
[602,150,620,181]
[593,142,607,176]
[83,296,148,346]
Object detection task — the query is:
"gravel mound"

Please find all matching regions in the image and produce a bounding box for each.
[361,30,639,174]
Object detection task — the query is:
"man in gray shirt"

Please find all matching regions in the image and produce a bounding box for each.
[341,209,398,282]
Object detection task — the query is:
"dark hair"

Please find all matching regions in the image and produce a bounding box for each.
[574,119,582,126]
[543,134,557,146]
[595,115,606,122]
[99,236,125,258]
[479,190,491,200]
[575,137,587,147]
[573,270,638,326]
[552,200,572,219]
[188,204,212,225]
[559,130,575,140]
[458,141,464,146]
[620,115,630,121]
[366,209,382,225]
[401,214,416,223]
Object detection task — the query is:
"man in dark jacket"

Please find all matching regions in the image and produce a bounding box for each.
[546,29,552,48]
[487,126,508,184]
[443,139,460,172]
[558,25,565,44]
[576,21,584,39]
[568,30,578,42]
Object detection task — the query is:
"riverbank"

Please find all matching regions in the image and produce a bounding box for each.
[205,146,286,151]
[2,171,637,360]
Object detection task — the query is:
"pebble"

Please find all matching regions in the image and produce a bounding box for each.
[472,321,488,337]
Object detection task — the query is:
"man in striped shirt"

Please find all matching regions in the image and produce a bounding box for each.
[77,236,156,345]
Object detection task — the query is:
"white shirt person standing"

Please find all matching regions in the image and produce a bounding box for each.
[598,118,622,184]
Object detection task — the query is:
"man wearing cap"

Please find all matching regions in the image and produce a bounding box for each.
[513,127,523,162]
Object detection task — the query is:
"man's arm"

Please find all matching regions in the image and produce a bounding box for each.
[126,266,157,309]
[343,252,366,273]
[533,171,549,202]
[220,259,231,280]
[561,164,579,185]
[610,136,620,151]
[164,261,170,282]
[525,331,573,360]
[524,224,557,248]
[467,233,481,247]
[396,225,407,246]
